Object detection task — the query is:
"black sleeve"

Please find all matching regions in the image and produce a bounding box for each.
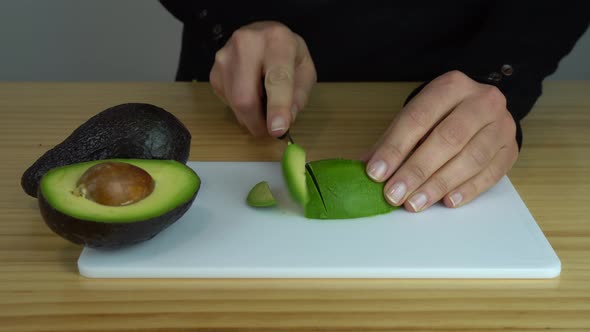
[158,0,192,23]
[406,1,590,149]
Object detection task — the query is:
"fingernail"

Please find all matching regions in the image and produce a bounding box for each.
[290,104,298,122]
[367,160,387,181]
[386,182,407,204]
[408,193,428,211]
[271,116,287,133]
[449,192,463,207]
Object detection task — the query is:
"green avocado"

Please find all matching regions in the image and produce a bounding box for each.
[304,159,397,219]
[281,144,397,219]
[21,103,191,198]
[281,143,309,205]
[38,159,200,248]
[246,181,276,208]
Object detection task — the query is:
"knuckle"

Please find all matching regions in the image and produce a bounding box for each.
[504,143,519,167]
[435,120,468,148]
[214,48,228,66]
[230,29,259,50]
[265,24,293,42]
[502,113,517,136]
[293,89,309,109]
[468,146,492,169]
[467,180,479,198]
[437,70,469,86]
[230,91,257,114]
[480,85,507,110]
[408,163,429,183]
[266,66,294,86]
[209,71,220,88]
[381,140,406,162]
[430,176,450,196]
[486,164,504,185]
[232,105,252,116]
[405,104,431,129]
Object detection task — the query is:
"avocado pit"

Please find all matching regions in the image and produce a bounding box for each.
[73,162,155,206]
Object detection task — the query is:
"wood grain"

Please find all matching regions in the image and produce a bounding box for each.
[0,82,589,332]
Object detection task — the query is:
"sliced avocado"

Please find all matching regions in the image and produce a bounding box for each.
[21,103,191,198]
[281,143,309,205]
[38,159,200,248]
[304,159,397,219]
[246,181,276,208]
[280,143,396,219]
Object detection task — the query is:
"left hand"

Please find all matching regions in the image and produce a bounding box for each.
[364,70,519,212]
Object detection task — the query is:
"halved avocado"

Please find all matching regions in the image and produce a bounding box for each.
[21,103,191,198]
[38,159,200,248]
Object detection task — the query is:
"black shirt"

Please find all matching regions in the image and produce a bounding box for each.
[160,1,590,147]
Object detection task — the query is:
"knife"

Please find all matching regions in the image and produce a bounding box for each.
[261,85,327,211]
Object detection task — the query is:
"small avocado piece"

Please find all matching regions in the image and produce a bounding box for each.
[304,159,397,219]
[246,181,276,207]
[38,159,200,248]
[21,103,191,198]
[281,143,309,205]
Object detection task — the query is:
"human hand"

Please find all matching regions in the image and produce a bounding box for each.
[210,21,316,137]
[364,70,519,212]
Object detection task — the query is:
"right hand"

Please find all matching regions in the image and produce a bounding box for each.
[210,21,317,137]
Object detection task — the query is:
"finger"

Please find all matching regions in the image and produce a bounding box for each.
[209,54,229,106]
[211,49,247,128]
[291,34,316,122]
[403,120,504,212]
[365,71,476,182]
[383,90,504,206]
[224,32,267,136]
[263,27,298,136]
[228,38,266,136]
[443,141,519,208]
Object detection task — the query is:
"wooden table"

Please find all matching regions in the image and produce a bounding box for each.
[1,82,589,331]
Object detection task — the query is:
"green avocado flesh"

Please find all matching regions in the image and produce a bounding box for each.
[281,144,397,219]
[246,181,276,207]
[304,159,397,219]
[40,159,200,223]
[281,143,309,205]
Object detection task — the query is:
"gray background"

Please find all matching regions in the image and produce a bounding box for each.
[1,0,588,81]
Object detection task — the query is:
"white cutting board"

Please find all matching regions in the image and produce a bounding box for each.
[78,161,561,279]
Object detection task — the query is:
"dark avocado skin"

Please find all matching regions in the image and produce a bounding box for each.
[38,189,199,249]
[22,103,191,198]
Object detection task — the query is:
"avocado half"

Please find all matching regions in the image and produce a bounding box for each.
[281,143,397,219]
[38,159,200,248]
[21,103,191,198]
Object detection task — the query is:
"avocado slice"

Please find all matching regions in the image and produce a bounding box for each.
[304,159,397,219]
[38,159,200,248]
[281,144,397,219]
[281,143,309,205]
[246,181,276,208]
[21,103,191,198]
